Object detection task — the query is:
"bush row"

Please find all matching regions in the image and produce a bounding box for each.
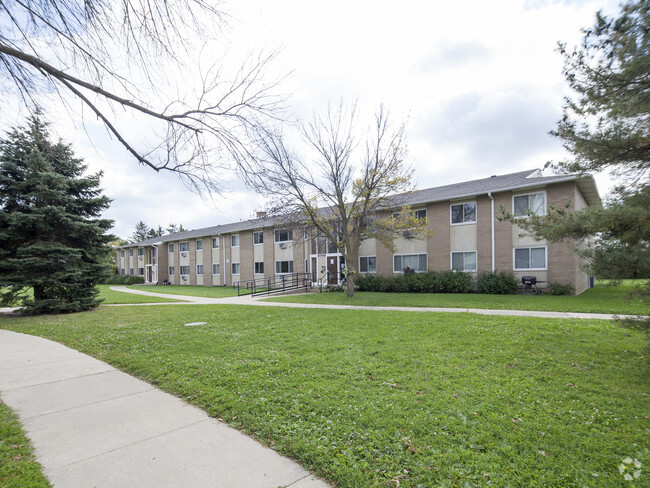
[102,274,145,285]
[355,271,573,295]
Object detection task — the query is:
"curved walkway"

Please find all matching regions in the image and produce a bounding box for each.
[0,329,330,488]
[108,286,643,321]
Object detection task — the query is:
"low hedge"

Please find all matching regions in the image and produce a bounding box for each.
[355,271,474,294]
[476,271,519,295]
[102,274,145,285]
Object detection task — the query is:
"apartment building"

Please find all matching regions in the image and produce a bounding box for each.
[117,169,601,294]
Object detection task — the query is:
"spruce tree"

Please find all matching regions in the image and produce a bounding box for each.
[0,115,113,314]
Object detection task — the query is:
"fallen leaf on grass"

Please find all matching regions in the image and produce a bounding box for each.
[512,418,522,423]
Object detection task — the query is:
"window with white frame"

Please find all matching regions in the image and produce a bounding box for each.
[168,266,174,276]
[514,247,547,269]
[212,237,219,249]
[359,256,377,273]
[196,264,203,275]
[180,265,190,275]
[275,260,294,274]
[450,202,477,225]
[120,250,124,257]
[253,231,264,244]
[212,263,220,275]
[451,251,477,271]
[254,262,264,274]
[120,268,125,275]
[129,248,133,256]
[274,229,293,242]
[393,209,427,221]
[138,267,144,276]
[513,192,546,217]
[231,262,240,274]
[394,254,427,272]
[129,268,134,275]
[179,242,189,252]
[137,248,144,256]
[231,235,239,247]
[168,243,174,253]
[195,240,203,251]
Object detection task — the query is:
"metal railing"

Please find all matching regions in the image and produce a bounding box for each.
[234,273,312,297]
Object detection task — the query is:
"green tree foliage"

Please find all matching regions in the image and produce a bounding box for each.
[517,1,649,280]
[0,115,113,314]
[129,222,184,243]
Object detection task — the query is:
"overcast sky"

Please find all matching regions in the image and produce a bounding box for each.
[2,0,621,239]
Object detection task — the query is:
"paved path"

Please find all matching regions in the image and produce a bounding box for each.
[0,329,330,488]
[108,286,643,321]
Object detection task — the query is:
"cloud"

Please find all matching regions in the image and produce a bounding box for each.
[417,41,492,73]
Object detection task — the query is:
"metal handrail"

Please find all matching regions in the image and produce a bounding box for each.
[234,272,312,297]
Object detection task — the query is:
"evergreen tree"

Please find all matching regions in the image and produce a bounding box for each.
[512,0,649,280]
[130,221,151,242]
[0,115,113,314]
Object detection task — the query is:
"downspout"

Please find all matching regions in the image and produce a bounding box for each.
[488,192,495,272]
[219,234,226,286]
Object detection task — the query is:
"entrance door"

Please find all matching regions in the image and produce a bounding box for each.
[147,265,153,283]
[327,256,338,285]
[311,256,317,282]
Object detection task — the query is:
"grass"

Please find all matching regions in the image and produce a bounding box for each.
[264,280,649,315]
[1,305,647,487]
[124,284,239,298]
[0,402,51,488]
[97,285,187,304]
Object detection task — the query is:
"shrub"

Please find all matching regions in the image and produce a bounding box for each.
[101,274,145,285]
[547,282,573,296]
[477,271,519,295]
[353,271,474,294]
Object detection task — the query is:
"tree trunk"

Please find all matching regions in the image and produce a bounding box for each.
[345,270,355,297]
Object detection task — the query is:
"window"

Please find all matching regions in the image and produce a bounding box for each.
[129,268,134,275]
[254,262,264,274]
[232,262,240,274]
[196,240,203,251]
[138,248,144,256]
[120,268,125,275]
[514,247,547,269]
[253,231,264,244]
[451,251,477,271]
[275,260,294,274]
[180,265,190,275]
[451,202,477,224]
[196,264,203,275]
[168,266,174,276]
[212,263,220,275]
[138,267,144,276]
[393,209,427,221]
[393,254,427,272]
[274,229,293,242]
[359,256,377,273]
[231,235,239,247]
[129,249,133,256]
[168,243,174,253]
[179,242,189,252]
[514,192,546,217]
[120,250,124,257]
[212,237,219,249]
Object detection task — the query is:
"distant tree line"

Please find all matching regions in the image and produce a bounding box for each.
[130,221,187,243]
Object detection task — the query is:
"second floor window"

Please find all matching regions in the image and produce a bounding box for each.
[231,235,239,247]
[179,242,189,252]
[254,231,264,244]
[451,202,476,224]
[212,237,219,249]
[514,192,546,217]
[274,229,293,242]
[196,240,203,251]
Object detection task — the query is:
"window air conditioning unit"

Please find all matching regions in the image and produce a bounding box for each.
[181,252,187,257]
[138,255,143,260]
[279,243,287,249]
[402,230,414,238]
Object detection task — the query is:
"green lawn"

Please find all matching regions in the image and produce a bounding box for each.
[97,285,187,304]
[1,305,647,487]
[265,281,649,315]
[123,284,239,298]
[0,402,51,488]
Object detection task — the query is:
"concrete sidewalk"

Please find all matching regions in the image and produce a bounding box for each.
[109,286,643,321]
[0,329,331,488]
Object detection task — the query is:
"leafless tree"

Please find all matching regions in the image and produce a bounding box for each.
[250,101,431,297]
[0,0,287,194]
